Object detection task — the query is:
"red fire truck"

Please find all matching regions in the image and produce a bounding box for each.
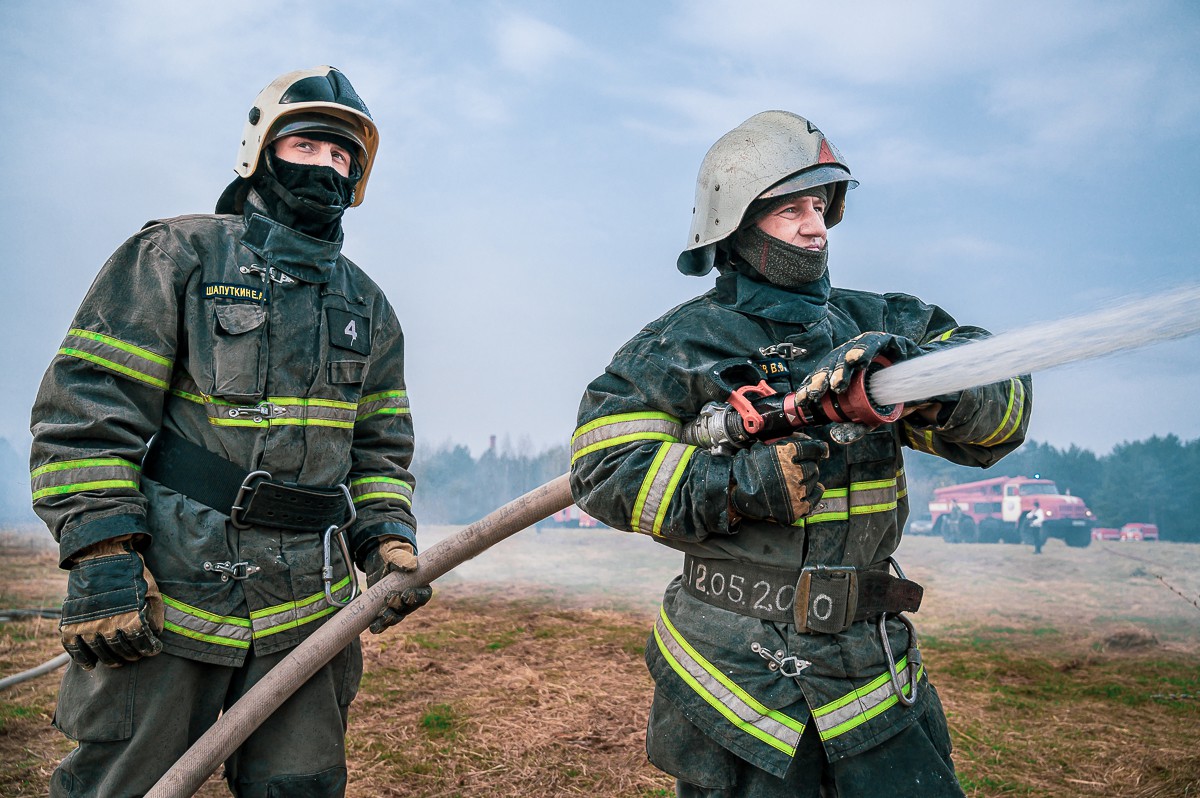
[548,504,603,528]
[929,476,1095,548]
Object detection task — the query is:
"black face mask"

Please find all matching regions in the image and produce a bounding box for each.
[252,149,358,240]
[731,224,829,287]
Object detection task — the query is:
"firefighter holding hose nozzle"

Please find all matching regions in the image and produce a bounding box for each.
[570,112,1032,796]
[30,66,430,797]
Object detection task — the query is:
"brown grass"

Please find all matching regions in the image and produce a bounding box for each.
[2,528,1199,797]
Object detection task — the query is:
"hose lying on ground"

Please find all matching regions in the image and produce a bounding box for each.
[147,473,573,798]
[0,652,70,692]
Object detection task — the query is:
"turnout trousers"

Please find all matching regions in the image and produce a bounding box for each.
[50,640,363,798]
[650,686,964,798]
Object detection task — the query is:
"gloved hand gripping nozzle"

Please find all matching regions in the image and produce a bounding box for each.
[682,356,902,453]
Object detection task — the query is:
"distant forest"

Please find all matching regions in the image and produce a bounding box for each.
[3,434,1197,542]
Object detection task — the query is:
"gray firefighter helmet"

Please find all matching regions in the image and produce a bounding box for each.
[678,110,858,276]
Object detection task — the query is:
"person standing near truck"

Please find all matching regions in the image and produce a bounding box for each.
[570,111,1031,796]
[30,65,430,797]
[1025,501,1047,554]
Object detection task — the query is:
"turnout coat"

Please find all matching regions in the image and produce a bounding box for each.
[31,192,417,667]
[570,268,1030,776]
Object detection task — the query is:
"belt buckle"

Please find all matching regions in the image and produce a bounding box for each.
[229,470,272,529]
[794,565,859,634]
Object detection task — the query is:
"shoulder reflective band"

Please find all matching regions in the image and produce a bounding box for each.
[31,458,141,502]
[571,411,682,464]
[59,328,173,390]
[810,654,924,741]
[631,442,696,536]
[653,607,805,756]
[350,476,412,507]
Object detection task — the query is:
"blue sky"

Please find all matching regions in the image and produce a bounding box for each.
[2,0,1198,460]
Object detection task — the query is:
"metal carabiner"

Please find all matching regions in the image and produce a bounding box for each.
[322,484,359,608]
[879,611,921,708]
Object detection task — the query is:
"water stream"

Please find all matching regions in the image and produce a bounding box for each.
[869,284,1200,406]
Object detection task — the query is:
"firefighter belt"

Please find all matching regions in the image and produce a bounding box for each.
[681,554,923,633]
[143,428,350,532]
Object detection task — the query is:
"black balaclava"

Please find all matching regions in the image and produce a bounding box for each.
[251,132,360,240]
[730,185,830,288]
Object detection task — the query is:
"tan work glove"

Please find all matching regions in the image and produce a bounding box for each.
[60,535,165,670]
[730,436,829,525]
[363,538,432,634]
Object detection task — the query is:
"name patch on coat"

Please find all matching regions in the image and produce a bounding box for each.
[204,283,267,304]
[327,308,371,355]
[754,357,789,379]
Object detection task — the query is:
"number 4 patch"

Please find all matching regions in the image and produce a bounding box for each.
[326,308,371,355]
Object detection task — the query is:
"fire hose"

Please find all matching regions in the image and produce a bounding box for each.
[146,474,572,798]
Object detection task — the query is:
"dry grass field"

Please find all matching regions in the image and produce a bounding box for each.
[2,522,1198,797]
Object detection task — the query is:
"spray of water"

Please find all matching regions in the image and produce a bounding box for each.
[869,284,1200,406]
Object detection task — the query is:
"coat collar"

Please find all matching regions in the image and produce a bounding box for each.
[239,191,343,284]
[713,269,831,326]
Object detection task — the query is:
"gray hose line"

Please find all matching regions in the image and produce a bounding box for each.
[0,651,70,691]
[147,473,573,798]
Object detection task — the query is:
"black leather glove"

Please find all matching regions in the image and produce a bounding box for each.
[60,535,164,670]
[363,538,432,634]
[730,436,829,525]
[798,331,922,404]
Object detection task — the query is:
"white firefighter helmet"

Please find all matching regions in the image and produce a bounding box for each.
[678,110,858,276]
[234,65,379,206]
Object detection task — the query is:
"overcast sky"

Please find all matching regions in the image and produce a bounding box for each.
[2,0,1198,465]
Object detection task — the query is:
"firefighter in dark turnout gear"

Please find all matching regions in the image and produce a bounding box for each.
[570,111,1031,796]
[30,66,430,797]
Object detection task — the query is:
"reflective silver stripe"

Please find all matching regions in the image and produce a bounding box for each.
[59,328,173,390]
[849,478,898,515]
[802,477,898,526]
[161,595,252,649]
[810,655,924,741]
[357,390,409,421]
[654,608,805,756]
[350,475,413,507]
[976,378,1027,445]
[30,458,141,502]
[631,442,695,536]
[571,412,681,464]
[169,389,358,429]
[250,577,354,639]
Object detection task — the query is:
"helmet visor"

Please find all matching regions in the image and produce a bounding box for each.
[758,164,858,201]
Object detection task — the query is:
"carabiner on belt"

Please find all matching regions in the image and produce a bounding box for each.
[879,556,920,707]
[322,484,360,608]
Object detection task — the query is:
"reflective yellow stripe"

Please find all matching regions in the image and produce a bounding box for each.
[654,608,804,755]
[811,657,925,740]
[350,476,413,507]
[571,412,681,464]
[357,390,410,421]
[161,594,252,649]
[30,458,141,502]
[630,442,696,536]
[977,378,1027,446]
[59,328,173,389]
[250,577,353,638]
